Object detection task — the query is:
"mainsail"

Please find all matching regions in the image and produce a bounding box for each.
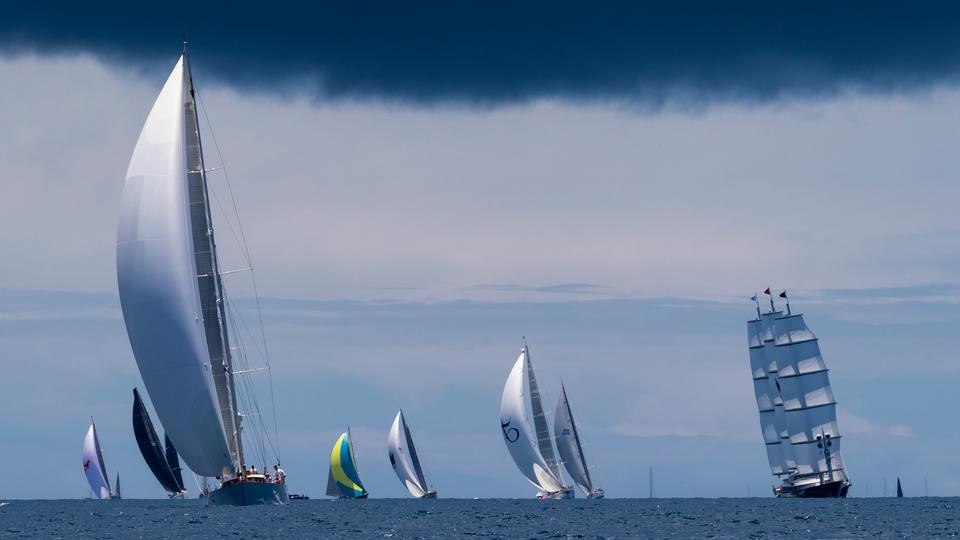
[499,348,565,494]
[748,315,786,476]
[132,388,184,495]
[773,312,847,483]
[326,430,368,498]
[82,420,111,499]
[554,384,597,497]
[117,54,237,477]
[114,473,122,499]
[526,346,563,481]
[388,410,433,498]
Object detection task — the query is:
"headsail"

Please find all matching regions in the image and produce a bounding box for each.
[773,312,848,484]
[82,421,111,499]
[326,430,368,498]
[165,435,185,493]
[499,349,564,493]
[132,388,184,495]
[117,55,232,477]
[388,410,433,497]
[554,384,595,496]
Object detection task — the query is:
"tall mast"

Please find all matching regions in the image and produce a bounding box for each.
[181,42,244,473]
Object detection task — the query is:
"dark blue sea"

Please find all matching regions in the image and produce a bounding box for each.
[1,498,957,538]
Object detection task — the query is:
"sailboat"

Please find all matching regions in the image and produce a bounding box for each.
[499,342,574,499]
[747,295,851,497]
[82,419,113,500]
[117,43,286,505]
[132,388,187,498]
[114,473,122,500]
[388,410,437,498]
[897,477,904,498]
[326,429,369,499]
[554,384,604,498]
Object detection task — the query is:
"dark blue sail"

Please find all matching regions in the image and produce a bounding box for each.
[132,388,183,495]
[165,434,185,492]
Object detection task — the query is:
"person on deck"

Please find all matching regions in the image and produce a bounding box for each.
[274,465,286,484]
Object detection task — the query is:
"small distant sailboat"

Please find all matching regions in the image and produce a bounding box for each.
[117,42,287,505]
[554,384,604,498]
[82,419,113,500]
[388,410,437,498]
[132,388,187,498]
[114,473,122,500]
[326,429,369,499]
[897,477,904,498]
[746,292,851,498]
[500,341,574,499]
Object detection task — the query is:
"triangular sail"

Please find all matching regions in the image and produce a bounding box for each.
[165,435,185,492]
[897,477,904,497]
[388,411,432,497]
[117,54,232,477]
[554,384,594,496]
[132,388,182,495]
[499,349,564,493]
[114,473,121,499]
[401,414,429,493]
[525,347,562,481]
[328,431,367,498]
[82,421,111,499]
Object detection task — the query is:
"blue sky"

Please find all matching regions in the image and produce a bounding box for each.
[2,5,960,498]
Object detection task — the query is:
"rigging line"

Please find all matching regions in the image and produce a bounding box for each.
[225,300,269,463]
[196,85,281,462]
[225,295,278,461]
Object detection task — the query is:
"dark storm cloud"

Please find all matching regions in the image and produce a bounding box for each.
[3,1,960,106]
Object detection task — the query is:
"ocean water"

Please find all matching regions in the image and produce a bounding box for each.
[1,498,957,538]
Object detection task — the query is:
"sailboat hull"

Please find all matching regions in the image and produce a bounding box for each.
[203,481,288,506]
[775,479,850,498]
[537,487,575,500]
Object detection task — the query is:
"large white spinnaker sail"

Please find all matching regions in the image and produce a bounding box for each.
[387,410,434,498]
[82,421,111,499]
[500,349,565,494]
[116,56,233,477]
[554,384,598,497]
[774,313,847,482]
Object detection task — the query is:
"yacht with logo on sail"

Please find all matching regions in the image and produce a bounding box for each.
[326,429,369,499]
[117,42,286,505]
[82,419,119,500]
[132,388,187,498]
[747,290,851,497]
[499,340,574,499]
[555,384,604,498]
[388,410,437,498]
